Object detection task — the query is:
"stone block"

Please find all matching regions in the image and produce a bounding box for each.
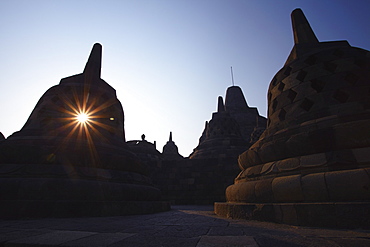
[280,204,298,225]
[334,202,370,229]
[295,203,336,227]
[300,152,327,168]
[353,147,370,163]
[301,172,329,201]
[272,175,304,202]
[276,158,300,172]
[238,149,261,169]
[245,165,263,178]
[254,178,274,202]
[259,141,279,164]
[333,120,370,148]
[273,204,283,222]
[325,168,370,201]
[286,132,312,157]
[260,161,276,175]
[225,182,256,203]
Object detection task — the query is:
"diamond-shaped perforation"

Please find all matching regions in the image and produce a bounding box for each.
[278,82,285,91]
[333,49,344,57]
[287,89,297,102]
[268,92,272,101]
[272,99,278,112]
[304,55,317,65]
[296,70,307,82]
[311,79,325,93]
[278,109,286,121]
[272,77,277,86]
[284,66,292,76]
[300,98,314,111]
[323,62,337,73]
[333,89,349,103]
[344,72,359,85]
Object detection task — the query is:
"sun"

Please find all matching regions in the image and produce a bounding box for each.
[76,112,90,123]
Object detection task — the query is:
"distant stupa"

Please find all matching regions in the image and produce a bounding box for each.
[162,132,184,160]
[189,86,266,159]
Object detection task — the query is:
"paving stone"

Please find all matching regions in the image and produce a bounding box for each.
[0,205,369,247]
[207,226,244,236]
[0,229,51,244]
[6,230,96,246]
[197,236,258,247]
[61,232,136,247]
[329,237,370,247]
[111,236,200,247]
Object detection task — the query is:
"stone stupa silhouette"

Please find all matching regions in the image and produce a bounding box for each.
[0,43,170,218]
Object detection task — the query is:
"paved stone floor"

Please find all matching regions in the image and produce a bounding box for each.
[1,205,370,246]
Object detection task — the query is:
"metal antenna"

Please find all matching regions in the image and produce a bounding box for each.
[230,66,235,86]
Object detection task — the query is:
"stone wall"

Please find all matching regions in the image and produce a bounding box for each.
[151,158,240,204]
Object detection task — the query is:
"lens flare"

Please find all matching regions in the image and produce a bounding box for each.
[76,112,89,123]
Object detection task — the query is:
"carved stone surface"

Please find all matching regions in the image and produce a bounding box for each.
[0,43,170,218]
[215,9,370,228]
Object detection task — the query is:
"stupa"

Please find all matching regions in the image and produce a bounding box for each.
[162,132,183,160]
[215,9,370,228]
[0,43,170,218]
[189,95,248,159]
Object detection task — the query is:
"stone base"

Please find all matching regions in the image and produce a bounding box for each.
[214,202,370,229]
[0,164,171,219]
[0,200,171,219]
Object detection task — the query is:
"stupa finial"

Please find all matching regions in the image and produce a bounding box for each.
[169,132,173,142]
[83,43,102,78]
[291,8,319,44]
[217,96,225,112]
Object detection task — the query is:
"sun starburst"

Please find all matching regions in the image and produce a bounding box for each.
[76,112,90,123]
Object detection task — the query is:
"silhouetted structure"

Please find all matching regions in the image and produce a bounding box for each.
[147,87,266,204]
[162,132,183,160]
[189,86,266,159]
[0,44,169,218]
[215,9,370,229]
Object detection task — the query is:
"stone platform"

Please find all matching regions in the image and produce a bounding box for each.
[215,202,370,229]
[1,205,370,247]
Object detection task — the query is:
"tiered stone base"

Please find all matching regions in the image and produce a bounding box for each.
[0,164,171,219]
[214,202,370,229]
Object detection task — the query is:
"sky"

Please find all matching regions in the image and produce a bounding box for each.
[0,0,369,157]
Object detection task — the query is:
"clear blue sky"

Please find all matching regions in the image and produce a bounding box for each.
[0,0,369,156]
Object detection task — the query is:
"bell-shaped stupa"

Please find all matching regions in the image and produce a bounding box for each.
[215,9,370,228]
[162,132,183,160]
[0,44,170,218]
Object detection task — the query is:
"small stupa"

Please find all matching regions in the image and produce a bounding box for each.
[162,132,183,160]
[0,43,170,218]
[215,9,370,228]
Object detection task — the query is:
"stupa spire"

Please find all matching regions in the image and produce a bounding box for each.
[291,8,319,44]
[217,96,225,112]
[169,132,173,142]
[83,43,102,79]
